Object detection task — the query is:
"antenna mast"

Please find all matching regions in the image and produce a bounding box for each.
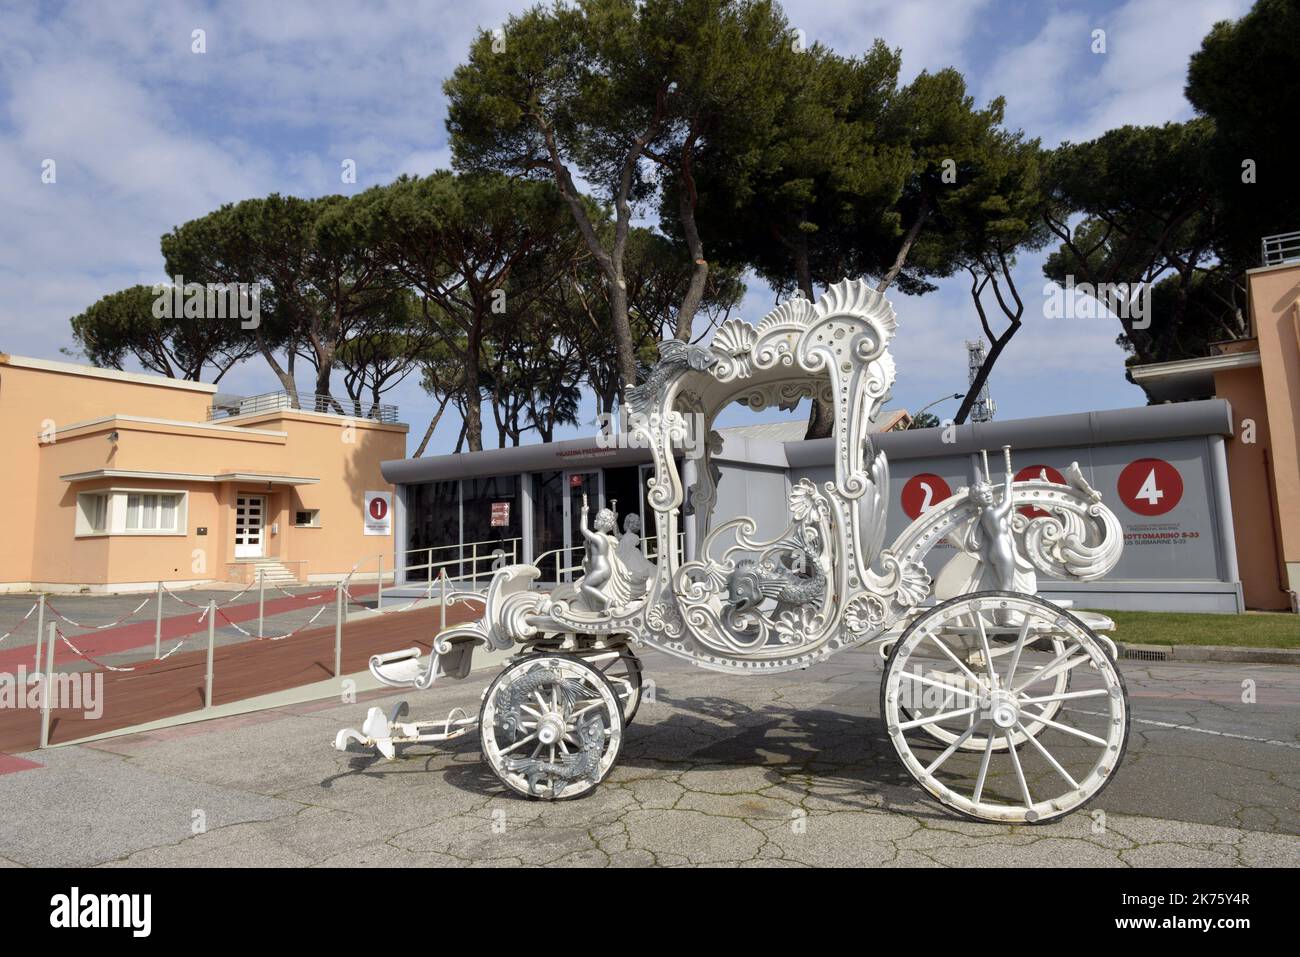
[965,338,996,423]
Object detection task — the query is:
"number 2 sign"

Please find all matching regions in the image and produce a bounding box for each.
[1117,458,1183,516]
[901,473,953,520]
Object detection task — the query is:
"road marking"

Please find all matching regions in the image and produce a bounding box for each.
[0,753,44,775]
[1067,709,1300,750]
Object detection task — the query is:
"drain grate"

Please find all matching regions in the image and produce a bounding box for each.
[1120,646,1170,661]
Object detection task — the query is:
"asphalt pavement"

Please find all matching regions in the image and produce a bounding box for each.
[0,645,1295,867]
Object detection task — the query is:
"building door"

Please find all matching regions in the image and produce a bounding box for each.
[561,471,603,582]
[234,495,265,559]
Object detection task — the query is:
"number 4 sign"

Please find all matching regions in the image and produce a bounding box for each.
[1117,458,1183,516]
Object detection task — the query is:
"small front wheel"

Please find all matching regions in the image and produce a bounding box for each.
[480,653,625,800]
[881,591,1129,824]
[580,645,644,725]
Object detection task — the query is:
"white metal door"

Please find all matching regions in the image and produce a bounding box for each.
[234,495,265,559]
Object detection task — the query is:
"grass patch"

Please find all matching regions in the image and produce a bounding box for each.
[1083,609,1300,649]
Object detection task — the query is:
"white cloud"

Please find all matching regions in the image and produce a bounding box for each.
[980,8,1091,135]
[0,0,1209,452]
[782,0,994,78]
[1057,0,1253,143]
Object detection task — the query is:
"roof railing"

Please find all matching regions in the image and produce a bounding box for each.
[1261,231,1300,267]
[209,391,399,424]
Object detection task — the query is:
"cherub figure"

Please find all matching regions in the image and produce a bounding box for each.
[969,448,1017,594]
[578,497,618,611]
[617,513,657,582]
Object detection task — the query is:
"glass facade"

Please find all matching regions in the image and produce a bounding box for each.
[405,479,459,581]
[462,475,523,571]
[404,467,657,584]
[532,470,566,582]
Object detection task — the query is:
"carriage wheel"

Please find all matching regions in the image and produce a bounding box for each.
[480,653,624,801]
[881,591,1128,824]
[898,630,1071,753]
[581,646,644,725]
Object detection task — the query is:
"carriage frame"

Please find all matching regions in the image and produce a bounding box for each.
[336,280,1131,824]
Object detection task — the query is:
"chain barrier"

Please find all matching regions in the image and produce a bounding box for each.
[161,580,257,609]
[0,601,39,644]
[214,602,330,641]
[45,596,151,631]
[260,578,324,600]
[53,626,193,672]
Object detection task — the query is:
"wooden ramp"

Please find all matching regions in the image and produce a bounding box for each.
[0,600,483,754]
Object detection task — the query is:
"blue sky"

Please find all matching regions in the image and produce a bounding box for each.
[0,0,1253,454]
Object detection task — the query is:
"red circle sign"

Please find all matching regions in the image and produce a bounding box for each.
[1013,465,1067,518]
[1118,458,1183,516]
[368,497,388,520]
[901,473,952,520]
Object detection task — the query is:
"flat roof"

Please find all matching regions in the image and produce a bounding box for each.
[60,469,319,486]
[0,354,219,393]
[1129,352,1260,404]
[384,399,1235,484]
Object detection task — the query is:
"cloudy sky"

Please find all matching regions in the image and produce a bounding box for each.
[0,0,1253,454]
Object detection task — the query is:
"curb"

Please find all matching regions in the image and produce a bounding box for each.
[1117,642,1300,666]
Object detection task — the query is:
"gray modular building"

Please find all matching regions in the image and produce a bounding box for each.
[383,398,1242,613]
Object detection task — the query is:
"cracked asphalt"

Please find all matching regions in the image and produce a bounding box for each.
[0,647,1296,867]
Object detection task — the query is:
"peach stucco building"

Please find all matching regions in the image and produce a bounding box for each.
[1132,257,1300,611]
[0,354,407,593]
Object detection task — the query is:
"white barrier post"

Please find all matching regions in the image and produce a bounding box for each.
[257,568,265,638]
[334,581,343,677]
[471,542,478,590]
[38,622,56,749]
[440,568,447,632]
[154,581,163,658]
[204,600,216,709]
[377,554,384,611]
[33,594,45,673]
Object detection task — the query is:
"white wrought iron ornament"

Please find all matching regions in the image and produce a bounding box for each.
[335,279,1131,823]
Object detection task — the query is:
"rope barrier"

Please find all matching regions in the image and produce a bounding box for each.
[1,601,40,641]
[260,578,324,600]
[339,580,483,618]
[0,600,39,647]
[45,596,151,631]
[214,602,330,641]
[54,626,192,672]
[161,580,256,608]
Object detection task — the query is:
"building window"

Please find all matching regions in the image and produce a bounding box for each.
[76,493,109,535]
[75,489,187,537]
[294,509,320,527]
[125,493,181,532]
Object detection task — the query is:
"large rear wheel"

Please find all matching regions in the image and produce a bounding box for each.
[881,591,1129,824]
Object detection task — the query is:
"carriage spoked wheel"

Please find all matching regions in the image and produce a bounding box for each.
[518,643,644,725]
[580,646,644,725]
[881,591,1129,824]
[480,653,624,801]
[897,627,1071,754]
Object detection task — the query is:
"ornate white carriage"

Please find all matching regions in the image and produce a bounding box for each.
[336,280,1130,824]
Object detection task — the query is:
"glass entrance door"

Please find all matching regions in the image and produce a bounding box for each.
[234,495,265,559]
[561,471,602,582]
